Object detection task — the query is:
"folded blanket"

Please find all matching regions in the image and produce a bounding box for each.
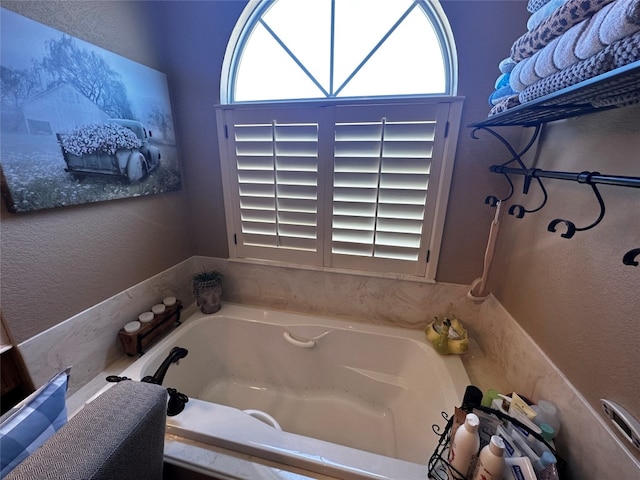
[519,31,640,103]
[489,95,521,117]
[512,0,615,62]
[510,56,532,92]
[489,85,517,105]
[573,2,615,60]
[528,0,553,13]
[535,35,563,78]
[552,18,587,69]
[499,57,517,73]
[599,0,640,44]
[495,73,511,89]
[528,0,566,31]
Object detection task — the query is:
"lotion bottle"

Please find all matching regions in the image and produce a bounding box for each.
[472,435,505,480]
[449,412,480,478]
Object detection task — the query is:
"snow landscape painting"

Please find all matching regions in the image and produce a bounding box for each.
[0,8,182,213]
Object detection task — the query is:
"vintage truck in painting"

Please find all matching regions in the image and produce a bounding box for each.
[57,119,161,181]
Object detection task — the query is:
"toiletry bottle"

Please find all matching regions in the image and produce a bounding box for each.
[472,435,505,480]
[449,412,480,478]
[532,400,561,438]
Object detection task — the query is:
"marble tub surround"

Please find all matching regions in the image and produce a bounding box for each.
[18,259,196,396]
[469,296,640,479]
[194,256,482,329]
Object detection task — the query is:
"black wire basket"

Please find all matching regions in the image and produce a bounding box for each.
[427,404,566,480]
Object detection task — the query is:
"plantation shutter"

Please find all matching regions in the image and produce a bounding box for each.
[220,107,326,265]
[218,100,459,277]
[329,103,450,275]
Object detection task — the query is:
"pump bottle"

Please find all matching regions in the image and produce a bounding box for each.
[472,435,505,480]
[448,412,480,477]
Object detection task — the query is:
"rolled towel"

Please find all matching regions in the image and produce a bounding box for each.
[627,0,640,24]
[489,95,521,117]
[509,59,529,92]
[489,85,517,106]
[528,0,553,13]
[520,31,640,104]
[527,0,566,31]
[534,36,562,78]
[495,72,510,89]
[512,0,615,62]
[552,19,587,70]
[575,2,615,60]
[499,57,517,73]
[520,54,542,87]
[599,0,640,44]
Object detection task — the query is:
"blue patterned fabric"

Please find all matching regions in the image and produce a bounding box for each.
[0,370,69,477]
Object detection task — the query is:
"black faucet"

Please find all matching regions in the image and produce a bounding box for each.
[141,346,188,385]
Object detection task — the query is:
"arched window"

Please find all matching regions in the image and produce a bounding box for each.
[216,0,463,279]
[221,0,457,103]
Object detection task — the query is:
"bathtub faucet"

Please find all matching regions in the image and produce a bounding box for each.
[141,346,188,385]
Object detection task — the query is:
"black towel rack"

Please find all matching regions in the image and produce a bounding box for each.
[472,124,640,266]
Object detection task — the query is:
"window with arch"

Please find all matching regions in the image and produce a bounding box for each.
[216,0,463,279]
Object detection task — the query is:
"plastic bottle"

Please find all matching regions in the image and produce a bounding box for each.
[449,413,480,477]
[472,435,505,480]
[532,400,561,438]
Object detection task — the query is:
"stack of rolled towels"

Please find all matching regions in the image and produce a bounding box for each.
[488,0,640,116]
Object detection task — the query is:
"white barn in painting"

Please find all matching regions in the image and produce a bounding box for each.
[21,83,108,134]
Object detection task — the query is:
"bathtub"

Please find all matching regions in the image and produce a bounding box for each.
[118,304,470,480]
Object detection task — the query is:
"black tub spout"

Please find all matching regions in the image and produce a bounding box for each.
[141,346,188,386]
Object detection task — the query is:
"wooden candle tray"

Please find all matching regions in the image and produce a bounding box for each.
[118,300,183,356]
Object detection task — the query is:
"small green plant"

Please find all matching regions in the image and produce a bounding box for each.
[192,269,223,286]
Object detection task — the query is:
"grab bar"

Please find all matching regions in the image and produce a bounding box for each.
[283,331,315,348]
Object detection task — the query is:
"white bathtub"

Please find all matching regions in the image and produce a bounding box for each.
[118,304,470,480]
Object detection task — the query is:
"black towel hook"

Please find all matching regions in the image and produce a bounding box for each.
[507,171,549,218]
[622,248,640,266]
[547,173,606,239]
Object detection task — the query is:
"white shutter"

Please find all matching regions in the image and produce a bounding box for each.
[218,99,461,277]
[222,108,325,265]
[330,103,450,275]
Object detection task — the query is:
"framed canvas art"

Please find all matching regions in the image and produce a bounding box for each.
[0,8,182,213]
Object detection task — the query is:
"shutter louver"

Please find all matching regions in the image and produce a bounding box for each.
[332,112,437,264]
[220,100,458,277]
[234,118,319,253]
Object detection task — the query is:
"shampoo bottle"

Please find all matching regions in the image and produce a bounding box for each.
[449,412,480,477]
[472,435,505,480]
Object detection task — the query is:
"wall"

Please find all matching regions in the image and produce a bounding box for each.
[153,0,530,284]
[490,105,640,451]
[0,0,527,341]
[0,1,193,343]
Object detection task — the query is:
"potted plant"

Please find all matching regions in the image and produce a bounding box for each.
[192,269,224,314]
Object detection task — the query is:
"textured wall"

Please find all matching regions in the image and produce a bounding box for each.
[491,105,640,435]
[153,0,530,283]
[0,1,193,343]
